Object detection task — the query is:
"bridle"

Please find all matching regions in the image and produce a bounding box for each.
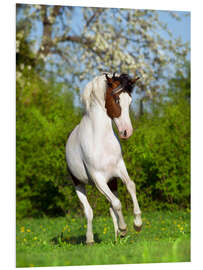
[104,72,140,119]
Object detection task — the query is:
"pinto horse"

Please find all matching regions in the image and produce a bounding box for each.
[66,73,142,244]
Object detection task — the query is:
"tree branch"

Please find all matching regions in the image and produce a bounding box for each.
[85,8,105,28]
[39,6,61,56]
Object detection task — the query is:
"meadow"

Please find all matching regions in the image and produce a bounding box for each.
[16,210,190,267]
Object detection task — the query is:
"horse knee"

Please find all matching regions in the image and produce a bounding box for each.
[88,207,93,221]
[112,198,122,212]
[127,180,136,191]
[85,206,93,222]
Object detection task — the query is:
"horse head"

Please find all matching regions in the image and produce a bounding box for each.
[105,73,139,139]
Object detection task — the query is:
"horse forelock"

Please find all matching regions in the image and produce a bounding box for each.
[118,73,135,94]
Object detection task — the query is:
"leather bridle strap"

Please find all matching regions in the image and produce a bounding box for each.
[111,85,123,95]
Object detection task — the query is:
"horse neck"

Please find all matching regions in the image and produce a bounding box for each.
[87,103,114,138]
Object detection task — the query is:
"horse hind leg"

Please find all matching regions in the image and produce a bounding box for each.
[108,178,127,242]
[75,184,94,245]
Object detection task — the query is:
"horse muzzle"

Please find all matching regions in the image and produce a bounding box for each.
[119,128,133,139]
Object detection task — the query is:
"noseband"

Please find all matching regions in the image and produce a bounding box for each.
[111,85,124,95]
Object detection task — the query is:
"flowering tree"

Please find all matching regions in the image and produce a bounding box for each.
[16,4,189,112]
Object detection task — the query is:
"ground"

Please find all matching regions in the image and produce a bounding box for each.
[16,210,190,267]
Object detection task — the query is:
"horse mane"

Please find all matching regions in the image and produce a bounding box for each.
[80,80,93,112]
[81,73,116,112]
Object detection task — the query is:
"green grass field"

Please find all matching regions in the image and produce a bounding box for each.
[16,210,190,267]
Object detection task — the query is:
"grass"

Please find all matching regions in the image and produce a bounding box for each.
[16,210,190,267]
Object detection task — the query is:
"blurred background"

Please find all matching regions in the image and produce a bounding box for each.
[16,4,190,219]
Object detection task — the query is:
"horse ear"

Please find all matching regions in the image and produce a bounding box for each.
[131,77,140,84]
[104,73,110,82]
[104,73,113,86]
[112,72,117,80]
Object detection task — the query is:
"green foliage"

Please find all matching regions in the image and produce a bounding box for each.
[16,76,82,218]
[121,104,190,210]
[119,65,190,211]
[16,36,82,218]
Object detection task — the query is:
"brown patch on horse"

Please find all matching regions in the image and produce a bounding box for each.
[105,74,122,119]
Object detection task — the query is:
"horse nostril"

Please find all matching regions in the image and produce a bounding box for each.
[124,130,127,137]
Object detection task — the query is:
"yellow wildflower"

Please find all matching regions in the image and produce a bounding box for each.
[103,227,107,234]
[26,229,31,233]
[20,226,25,233]
[33,237,37,240]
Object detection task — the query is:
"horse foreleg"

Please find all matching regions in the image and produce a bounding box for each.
[92,173,127,236]
[118,159,142,231]
[75,184,94,245]
[108,178,127,241]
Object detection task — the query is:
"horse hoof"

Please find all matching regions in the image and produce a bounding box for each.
[134,224,142,232]
[86,241,94,246]
[119,228,128,237]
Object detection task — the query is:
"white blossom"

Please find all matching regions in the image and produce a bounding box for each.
[20,64,24,70]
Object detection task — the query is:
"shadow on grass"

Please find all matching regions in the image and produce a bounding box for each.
[51,232,101,245]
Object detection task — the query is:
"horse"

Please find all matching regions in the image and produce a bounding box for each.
[66,72,142,244]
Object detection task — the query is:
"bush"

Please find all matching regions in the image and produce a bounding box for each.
[16,68,82,218]
[120,99,190,211]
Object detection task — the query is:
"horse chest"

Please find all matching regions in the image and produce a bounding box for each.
[82,134,122,173]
